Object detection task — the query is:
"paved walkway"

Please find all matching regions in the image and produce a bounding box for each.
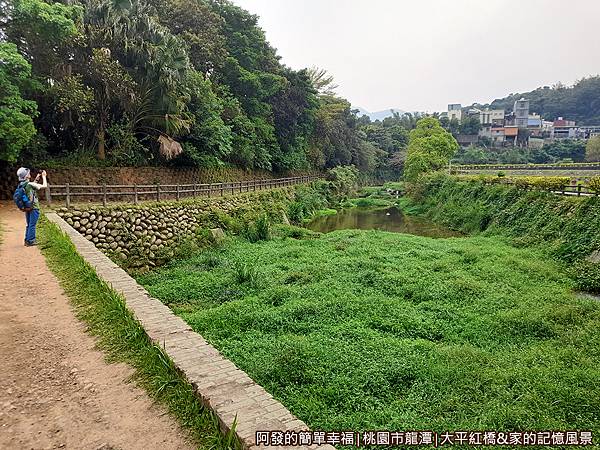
[0,202,194,450]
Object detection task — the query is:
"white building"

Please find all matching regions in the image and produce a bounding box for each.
[448,104,462,122]
[479,109,505,126]
[514,98,530,128]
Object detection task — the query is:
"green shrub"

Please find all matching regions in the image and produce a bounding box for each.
[253,215,271,241]
[107,121,153,166]
[358,186,382,197]
[589,177,600,194]
[287,201,305,223]
[312,208,337,217]
[200,253,222,269]
[272,224,321,240]
[154,231,216,265]
[241,214,271,243]
[459,175,570,191]
[572,261,600,294]
[529,176,570,191]
[233,261,261,286]
[326,165,359,201]
[287,183,329,223]
[207,209,244,234]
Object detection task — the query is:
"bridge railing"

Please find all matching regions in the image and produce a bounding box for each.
[45,175,320,208]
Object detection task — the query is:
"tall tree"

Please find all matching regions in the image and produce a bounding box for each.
[307,67,338,96]
[404,117,458,181]
[586,136,600,162]
[0,42,38,162]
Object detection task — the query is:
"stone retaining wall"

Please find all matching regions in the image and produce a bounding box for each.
[46,212,333,450]
[55,188,295,269]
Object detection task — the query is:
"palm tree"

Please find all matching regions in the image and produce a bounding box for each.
[81,0,193,158]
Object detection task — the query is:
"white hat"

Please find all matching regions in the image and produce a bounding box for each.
[17,167,30,181]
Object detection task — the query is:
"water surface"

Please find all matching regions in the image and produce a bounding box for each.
[306,207,461,238]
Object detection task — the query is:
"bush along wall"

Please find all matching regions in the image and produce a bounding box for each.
[56,188,296,272]
[407,173,600,293]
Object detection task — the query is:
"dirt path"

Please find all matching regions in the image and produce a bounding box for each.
[0,203,195,450]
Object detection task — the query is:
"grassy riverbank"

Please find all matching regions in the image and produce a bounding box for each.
[405,173,600,261]
[138,229,600,434]
[404,173,600,293]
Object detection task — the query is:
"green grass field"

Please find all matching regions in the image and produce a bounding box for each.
[138,229,600,434]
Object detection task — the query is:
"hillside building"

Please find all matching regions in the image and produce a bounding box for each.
[448,104,462,122]
[445,97,599,146]
[552,117,577,139]
[514,98,530,128]
[479,109,505,126]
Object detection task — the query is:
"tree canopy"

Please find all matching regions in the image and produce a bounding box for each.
[403,117,458,181]
[586,136,600,162]
[0,0,418,179]
[0,42,38,162]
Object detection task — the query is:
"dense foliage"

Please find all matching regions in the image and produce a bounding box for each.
[0,42,38,161]
[453,140,587,165]
[0,0,388,174]
[357,111,411,180]
[139,228,600,433]
[456,174,574,191]
[586,136,600,162]
[403,117,458,181]
[408,173,600,263]
[476,76,600,125]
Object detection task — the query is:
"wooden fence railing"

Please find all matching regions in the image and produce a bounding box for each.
[45,175,319,208]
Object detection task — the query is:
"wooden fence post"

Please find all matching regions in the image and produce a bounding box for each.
[45,186,51,206]
[577,185,582,197]
[65,183,70,208]
[176,184,180,201]
[193,183,197,198]
[156,183,160,202]
[102,184,107,207]
[220,183,224,197]
[134,184,138,204]
[208,184,212,198]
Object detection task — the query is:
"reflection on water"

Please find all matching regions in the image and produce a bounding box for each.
[306,207,461,238]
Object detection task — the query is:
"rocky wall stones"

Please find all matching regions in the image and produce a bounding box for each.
[56,189,295,268]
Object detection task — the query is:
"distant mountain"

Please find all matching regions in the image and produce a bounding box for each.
[356,107,406,121]
[470,76,600,125]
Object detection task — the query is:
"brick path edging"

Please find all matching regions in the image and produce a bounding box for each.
[45,212,335,450]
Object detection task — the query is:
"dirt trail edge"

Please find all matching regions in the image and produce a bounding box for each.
[0,203,194,450]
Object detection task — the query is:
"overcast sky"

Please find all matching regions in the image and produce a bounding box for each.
[232,0,600,113]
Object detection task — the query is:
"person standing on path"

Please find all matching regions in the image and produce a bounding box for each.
[16,167,47,246]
